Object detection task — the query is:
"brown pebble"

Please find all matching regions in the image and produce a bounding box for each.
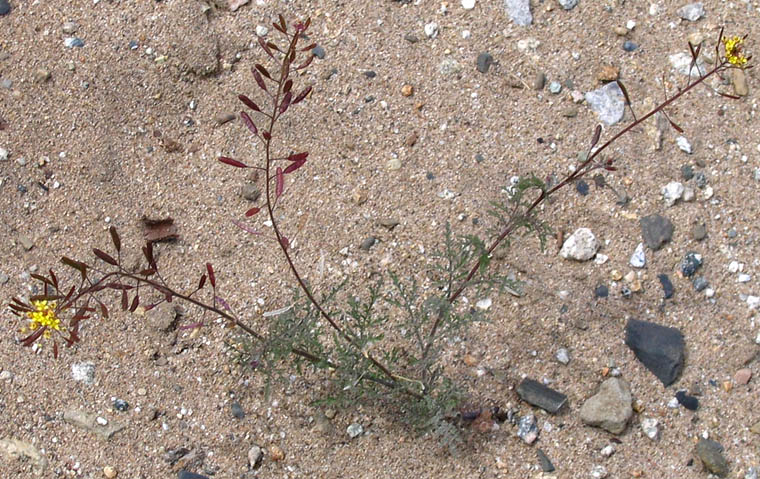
[533,72,546,90]
[401,84,414,97]
[463,354,479,367]
[598,65,619,83]
[751,422,760,434]
[270,445,285,461]
[103,466,117,478]
[35,68,52,83]
[722,380,733,392]
[734,368,752,385]
[613,26,628,36]
[351,188,367,205]
[404,132,418,147]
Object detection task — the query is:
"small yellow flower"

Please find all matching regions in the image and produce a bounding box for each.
[24,300,63,338]
[723,36,748,67]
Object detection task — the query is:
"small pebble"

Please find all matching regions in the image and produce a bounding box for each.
[601,444,616,457]
[594,284,609,298]
[676,136,692,154]
[62,21,79,34]
[359,237,376,251]
[622,41,638,52]
[576,180,589,196]
[347,423,363,438]
[231,402,245,419]
[692,223,707,241]
[680,252,703,277]
[424,22,439,39]
[0,0,10,15]
[103,466,117,479]
[735,368,752,385]
[590,465,608,479]
[113,399,129,412]
[312,45,325,59]
[556,348,570,365]
[681,164,694,180]
[64,37,85,48]
[641,417,659,439]
[658,274,674,299]
[692,277,708,292]
[548,81,562,94]
[675,390,699,410]
[255,25,268,37]
[401,84,414,97]
[476,52,494,73]
[533,72,546,90]
[630,243,646,268]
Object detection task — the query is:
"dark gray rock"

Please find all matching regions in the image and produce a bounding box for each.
[537,449,555,472]
[625,318,685,386]
[579,378,633,434]
[359,237,376,251]
[623,41,638,52]
[113,399,129,412]
[476,52,494,73]
[0,0,10,16]
[695,439,729,477]
[692,223,707,241]
[680,252,703,277]
[675,390,699,410]
[692,277,708,291]
[594,284,608,298]
[231,402,245,419]
[312,45,325,59]
[681,164,694,180]
[658,274,674,299]
[640,214,674,250]
[516,378,568,413]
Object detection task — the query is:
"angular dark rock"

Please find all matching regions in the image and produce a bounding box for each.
[640,214,674,250]
[658,274,674,299]
[516,378,568,414]
[537,449,555,472]
[695,439,729,477]
[476,52,494,73]
[625,318,685,386]
[681,252,703,277]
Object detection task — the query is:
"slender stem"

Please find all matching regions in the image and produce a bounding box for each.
[259,30,422,399]
[422,61,730,355]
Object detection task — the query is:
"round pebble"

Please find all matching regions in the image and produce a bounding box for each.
[113,399,129,412]
[401,84,414,97]
[424,22,439,39]
[103,466,117,478]
[312,45,325,59]
[548,81,562,94]
[622,41,638,52]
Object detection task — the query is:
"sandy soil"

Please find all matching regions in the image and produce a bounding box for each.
[1,0,759,478]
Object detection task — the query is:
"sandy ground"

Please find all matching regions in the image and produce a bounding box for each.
[1,0,759,478]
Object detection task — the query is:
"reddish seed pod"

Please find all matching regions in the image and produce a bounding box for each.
[275,167,284,198]
[238,94,261,112]
[240,111,258,135]
[219,156,248,168]
[252,68,267,91]
[292,85,312,105]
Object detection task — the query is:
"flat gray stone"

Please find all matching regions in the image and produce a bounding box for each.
[504,0,532,26]
[695,439,729,477]
[585,82,625,125]
[640,214,674,250]
[63,409,124,440]
[579,378,632,434]
[517,378,568,413]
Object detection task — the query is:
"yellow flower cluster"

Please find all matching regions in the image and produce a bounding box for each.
[723,36,748,67]
[24,300,62,338]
